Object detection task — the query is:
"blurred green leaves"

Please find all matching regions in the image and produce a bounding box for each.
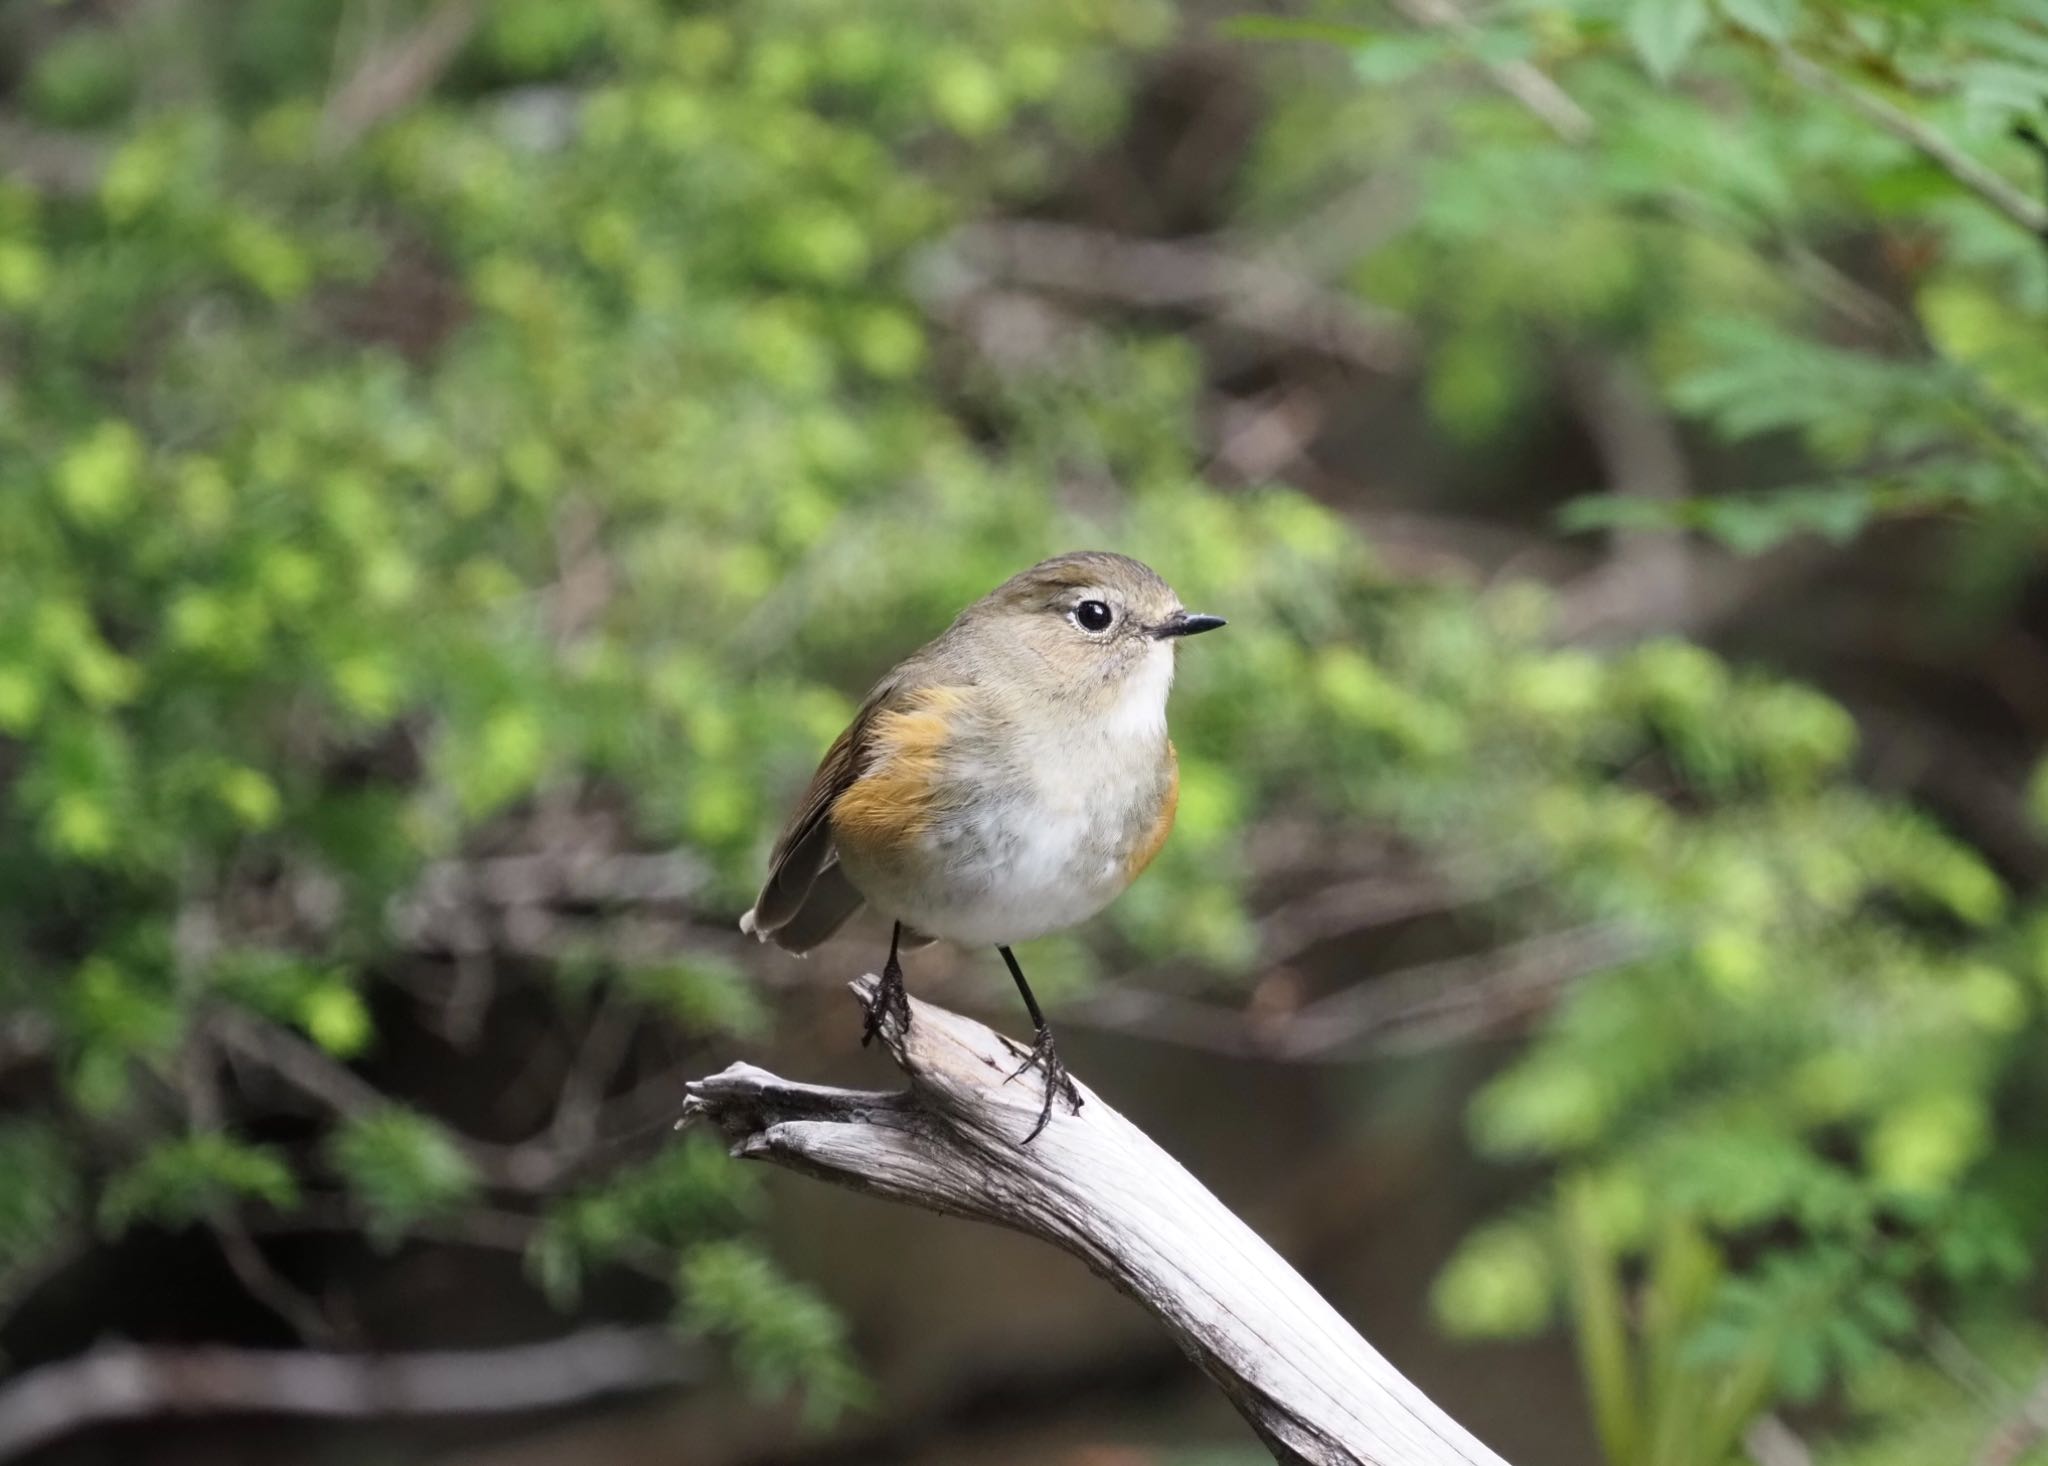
[328,1109,478,1249]
[1628,0,1711,82]
[8,0,2048,1445]
[530,1139,763,1309]
[677,1240,869,1426]
[0,1123,81,1279]
[100,1134,298,1235]
[621,956,771,1042]
[1246,6,2048,1452]
[0,0,1180,1421]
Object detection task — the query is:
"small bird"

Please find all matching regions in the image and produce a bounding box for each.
[741,551,1225,1142]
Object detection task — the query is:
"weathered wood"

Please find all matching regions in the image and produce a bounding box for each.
[682,977,1515,1466]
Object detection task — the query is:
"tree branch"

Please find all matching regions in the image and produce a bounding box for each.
[206,1008,617,1193]
[1974,1363,2048,1466]
[1771,46,2048,239]
[319,0,486,153]
[1066,925,1631,1061]
[936,219,1418,374]
[0,1329,696,1463]
[682,978,1514,1466]
[0,116,105,197]
[1385,0,1594,143]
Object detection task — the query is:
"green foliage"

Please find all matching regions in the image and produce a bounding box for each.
[620,956,771,1042]
[8,0,2048,1447]
[327,1108,478,1249]
[1252,0,2048,549]
[2,0,1178,1418]
[1560,1194,1777,1466]
[1248,1,2048,1450]
[1819,1325,2048,1466]
[0,1122,80,1279]
[99,1133,298,1234]
[677,1240,870,1427]
[529,1138,763,1309]
[1432,1216,1557,1338]
[212,950,372,1058]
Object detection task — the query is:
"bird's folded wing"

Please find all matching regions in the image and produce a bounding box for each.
[761,858,865,952]
[741,674,901,942]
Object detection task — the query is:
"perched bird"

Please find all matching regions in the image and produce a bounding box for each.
[741,551,1225,1142]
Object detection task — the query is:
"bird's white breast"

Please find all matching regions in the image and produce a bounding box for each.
[839,643,1177,947]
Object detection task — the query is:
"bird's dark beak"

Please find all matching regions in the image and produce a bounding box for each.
[1153,610,1227,639]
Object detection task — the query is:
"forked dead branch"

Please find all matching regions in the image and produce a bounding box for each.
[681,976,1515,1466]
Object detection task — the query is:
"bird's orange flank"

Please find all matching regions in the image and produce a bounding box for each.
[830,686,966,847]
[1124,741,1179,881]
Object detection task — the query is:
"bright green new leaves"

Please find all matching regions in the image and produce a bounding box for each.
[2,0,1183,1420]
[1431,1218,1557,1338]
[55,421,145,528]
[210,951,372,1058]
[1273,0,2048,550]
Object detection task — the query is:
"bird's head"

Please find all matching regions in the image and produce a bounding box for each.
[957,551,1224,719]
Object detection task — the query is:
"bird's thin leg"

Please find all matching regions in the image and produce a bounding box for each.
[999,945,1084,1144]
[863,922,911,1046]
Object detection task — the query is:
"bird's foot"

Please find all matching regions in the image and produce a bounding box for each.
[862,956,911,1047]
[1006,1026,1084,1145]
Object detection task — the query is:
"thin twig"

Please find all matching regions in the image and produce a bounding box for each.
[208,1007,670,1193]
[1772,46,2048,238]
[1553,350,1696,640]
[1066,926,1635,1061]
[319,0,487,152]
[1973,1364,2048,1466]
[209,1010,383,1118]
[1268,924,1636,1058]
[938,219,1417,373]
[253,1194,543,1258]
[1385,0,1595,143]
[549,982,641,1153]
[180,1028,347,1345]
[2016,120,2048,233]
[209,1220,345,1348]
[1253,867,1485,968]
[1745,1414,1814,1466]
[0,1013,52,1074]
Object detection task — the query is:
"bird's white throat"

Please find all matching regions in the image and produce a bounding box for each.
[1097,641,1175,743]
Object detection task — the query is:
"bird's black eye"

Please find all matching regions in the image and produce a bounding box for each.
[1074,599,1113,632]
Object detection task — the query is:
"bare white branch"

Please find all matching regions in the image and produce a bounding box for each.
[683,978,1515,1466]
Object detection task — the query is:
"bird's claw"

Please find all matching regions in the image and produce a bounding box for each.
[1006,1028,1084,1145]
[862,959,911,1047]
